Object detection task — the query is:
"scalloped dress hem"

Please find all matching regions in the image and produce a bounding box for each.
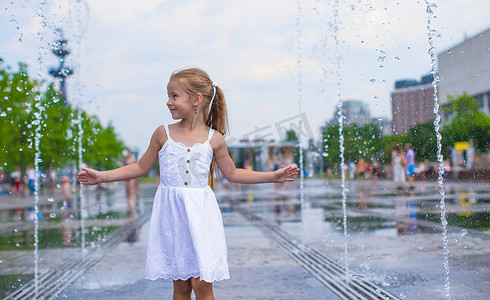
[145,274,230,283]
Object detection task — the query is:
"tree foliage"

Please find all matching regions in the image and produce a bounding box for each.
[406,122,437,161]
[284,129,298,142]
[321,93,489,172]
[441,93,490,153]
[0,59,126,174]
[322,123,382,169]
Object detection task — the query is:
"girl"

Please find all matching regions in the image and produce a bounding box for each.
[59,175,74,211]
[77,68,300,300]
[391,143,406,191]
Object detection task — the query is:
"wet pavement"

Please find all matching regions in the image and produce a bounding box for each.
[1,178,489,299]
[60,212,336,299]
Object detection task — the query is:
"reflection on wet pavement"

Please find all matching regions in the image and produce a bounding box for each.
[0,182,155,298]
[214,178,489,299]
[1,178,488,298]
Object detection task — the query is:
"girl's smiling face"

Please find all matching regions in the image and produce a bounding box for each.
[166,79,194,119]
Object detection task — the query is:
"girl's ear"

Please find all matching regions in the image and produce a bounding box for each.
[194,93,203,106]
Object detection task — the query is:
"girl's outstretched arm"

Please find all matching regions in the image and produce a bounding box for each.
[212,132,299,184]
[77,126,166,185]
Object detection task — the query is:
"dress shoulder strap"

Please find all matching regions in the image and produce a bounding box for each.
[164,125,172,140]
[207,127,215,141]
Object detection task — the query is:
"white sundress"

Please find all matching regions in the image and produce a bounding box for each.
[145,125,230,283]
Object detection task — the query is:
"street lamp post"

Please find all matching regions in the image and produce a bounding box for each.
[49,29,73,106]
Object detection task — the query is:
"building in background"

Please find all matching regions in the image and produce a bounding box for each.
[438,28,490,116]
[391,27,489,134]
[324,99,391,135]
[338,100,371,126]
[391,74,435,134]
[370,116,392,136]
[325,100,371,127]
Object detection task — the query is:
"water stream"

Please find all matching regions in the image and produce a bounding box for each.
[295,0,306,240]
[70,0,90,260]
[425,1,451,299]
[76,115,86,258]
[32,1,49,297]
[332,0,350,279]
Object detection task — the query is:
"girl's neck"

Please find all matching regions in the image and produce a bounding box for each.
[178,115,207,132]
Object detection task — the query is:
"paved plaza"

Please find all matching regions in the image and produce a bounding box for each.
[1,178,489,299]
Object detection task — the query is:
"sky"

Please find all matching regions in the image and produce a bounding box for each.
[1,0,489,155]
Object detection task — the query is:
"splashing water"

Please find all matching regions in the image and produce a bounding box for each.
[33,1,49,297]
[295,0,305,232]
[333,0,349,279]
[425,1,451,299]
[70,0,90,260]
[77,114,87,258]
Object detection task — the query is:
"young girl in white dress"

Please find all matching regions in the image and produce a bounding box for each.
[77,68,300,300]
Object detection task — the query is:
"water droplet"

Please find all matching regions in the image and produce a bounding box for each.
[7,107,12,111]
[47,198,54,202]
[460,229,467,237]
[370,79,376,83]
[50,213,56,218]
[382,282,390,286]
[0,112,6,117]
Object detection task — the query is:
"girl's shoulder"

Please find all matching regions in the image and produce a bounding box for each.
[154,125,168,137]
[209,128,224,140]
[152,125,169,148]
[209,130,226,151]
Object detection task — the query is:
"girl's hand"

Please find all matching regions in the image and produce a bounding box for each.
[272,165,300,183]
[77,167,102,185]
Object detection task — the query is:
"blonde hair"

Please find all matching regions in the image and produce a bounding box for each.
[170,68,228,188]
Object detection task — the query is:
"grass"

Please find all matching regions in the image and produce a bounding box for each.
[138,176,158,184]
[0,274,34,298]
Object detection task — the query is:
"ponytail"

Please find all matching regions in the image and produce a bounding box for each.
[205,85,227,189]
[205,85,227,135]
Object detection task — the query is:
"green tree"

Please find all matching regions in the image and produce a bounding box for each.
[322,124,341,169]
[39,84,76,169]
[284,129,298,142]
[0,59,126,173]
[0,61,37,171]
[406,121,437,162]
[322,123,382,170]
[80,114,125,170]
[441,93,490,154]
